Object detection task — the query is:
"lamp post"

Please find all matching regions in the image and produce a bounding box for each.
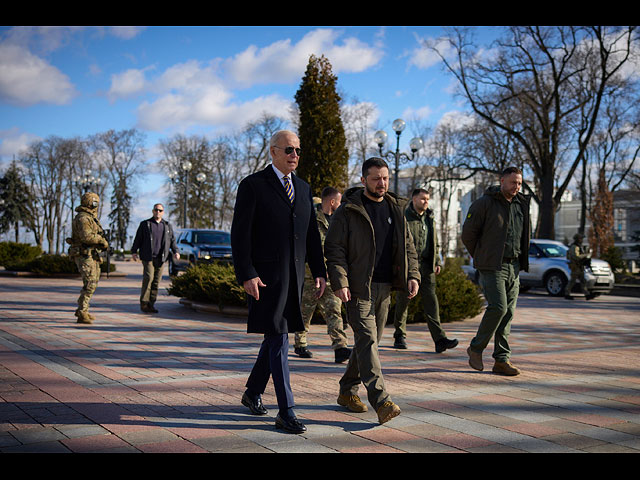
[374,119,423,194]
[74,170,102,194]
[168,161,206,228]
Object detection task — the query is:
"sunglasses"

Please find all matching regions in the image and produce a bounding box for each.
[154,209,164,212]
[274,145,301,156]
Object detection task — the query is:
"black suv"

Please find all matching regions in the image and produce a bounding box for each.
[169,228,232,276]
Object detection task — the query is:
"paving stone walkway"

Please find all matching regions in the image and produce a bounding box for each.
[1,260,639,453]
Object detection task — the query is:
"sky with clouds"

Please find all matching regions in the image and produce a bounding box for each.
[0,25,502,237]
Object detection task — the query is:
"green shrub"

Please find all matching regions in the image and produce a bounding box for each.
[600,246,626,272]
[167,262,246,308]
[3,253,115,275]
[435,257,484,323]
[389,257,484,324]
[0,242,42,267]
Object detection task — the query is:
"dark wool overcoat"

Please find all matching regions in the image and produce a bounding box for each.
[230,166,326,334]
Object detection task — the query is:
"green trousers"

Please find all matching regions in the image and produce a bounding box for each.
[393,268,446,343]
[141,257,165,306]
[470,260,520,363]
[339,282,391,410]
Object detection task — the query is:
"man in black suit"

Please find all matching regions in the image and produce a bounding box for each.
[231,130,327,434]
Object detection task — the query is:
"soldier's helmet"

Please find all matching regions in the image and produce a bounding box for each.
[81,192,100,209]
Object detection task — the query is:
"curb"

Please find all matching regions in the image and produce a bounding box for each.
[178,297,248,317]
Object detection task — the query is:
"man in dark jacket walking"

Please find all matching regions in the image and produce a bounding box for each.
[461,167,530,376]
[231,130,326,434]
[324,157,420,425]
[131,203,180,313]
[393,188,458,353]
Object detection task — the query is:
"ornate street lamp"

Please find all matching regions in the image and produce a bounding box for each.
[74,170,102,194]
[374,118,423,194]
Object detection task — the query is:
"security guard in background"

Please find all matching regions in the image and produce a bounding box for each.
[564,233,594,300]
[67,192,109,324]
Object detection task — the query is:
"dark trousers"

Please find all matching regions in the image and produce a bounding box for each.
[246,333,294,412]
[141,257,165,306]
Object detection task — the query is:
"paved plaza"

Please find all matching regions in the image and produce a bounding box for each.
[1,260,640,453]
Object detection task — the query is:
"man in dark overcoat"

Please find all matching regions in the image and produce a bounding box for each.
[230,130,326,434]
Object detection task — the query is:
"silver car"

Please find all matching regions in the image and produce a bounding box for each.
[462,239,615,297]
[521,239,614,297]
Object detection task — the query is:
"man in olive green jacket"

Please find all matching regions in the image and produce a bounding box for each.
[324,157,420,425]
[461,167,531,376]
[393,188,458,353]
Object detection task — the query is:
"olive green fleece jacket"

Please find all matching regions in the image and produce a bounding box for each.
[324,186,421,300]
[461,185,531,272]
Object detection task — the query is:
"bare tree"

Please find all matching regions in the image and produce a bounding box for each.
[429,26,638,239]
[20,136,79,252]
[342,97,381,186]
[89,129,146,251]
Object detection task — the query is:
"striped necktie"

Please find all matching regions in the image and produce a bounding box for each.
[283,176,294,203]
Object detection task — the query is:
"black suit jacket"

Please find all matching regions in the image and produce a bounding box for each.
[130,218,178,263]
[231,166,326,334]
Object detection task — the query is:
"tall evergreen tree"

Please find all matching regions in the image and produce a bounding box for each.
[294,54,349,194]
[0,161,34,242]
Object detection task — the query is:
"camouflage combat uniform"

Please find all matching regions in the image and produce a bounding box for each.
[295,204,348,351]
[67,192,108,324]
[565,234,591,299]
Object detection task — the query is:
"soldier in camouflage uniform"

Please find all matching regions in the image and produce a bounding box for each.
[564,233,594,300]
[294,187,351,364]
[67,192,109,324]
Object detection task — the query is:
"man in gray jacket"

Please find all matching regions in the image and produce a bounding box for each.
[131,203,180,313]
[461,167,530,376]
[324,157,420,424]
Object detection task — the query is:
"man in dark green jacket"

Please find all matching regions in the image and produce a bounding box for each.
[393,188,458,353]
[461,167,530,376]
[324,157,420,425]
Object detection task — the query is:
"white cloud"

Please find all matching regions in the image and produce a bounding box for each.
[407,35,454,70]
[402,104,433,120]
[0,43,77,106]
[0,127,40,160]
[108,26,145,40]
[224,28,383,88]
[109,28,384,133]
[108,68,150,101]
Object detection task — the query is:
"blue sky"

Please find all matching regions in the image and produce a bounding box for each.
[0,25,501,235]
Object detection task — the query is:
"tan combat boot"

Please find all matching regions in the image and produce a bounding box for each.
[376,401,401,424]
[75,310,93,324]
[492,361,521,376]
[337,394,368,412]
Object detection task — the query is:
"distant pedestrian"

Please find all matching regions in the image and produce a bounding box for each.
[67,192,109,324]
[324,157,420,424]
[295,186,351,363]
[393,188,458,353]
[130,204,180,313]
[462,167,531,376]
[565,233,594,300]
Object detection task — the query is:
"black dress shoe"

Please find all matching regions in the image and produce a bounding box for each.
[275,413,307,434]
[294,346,313,358]
[334,347,351,363]
[435,338,459,353]
[147,304,159,313]
[241,392,267,415]
[393,337,407,349]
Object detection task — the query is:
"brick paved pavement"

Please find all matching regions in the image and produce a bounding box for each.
[1,260,639,453]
